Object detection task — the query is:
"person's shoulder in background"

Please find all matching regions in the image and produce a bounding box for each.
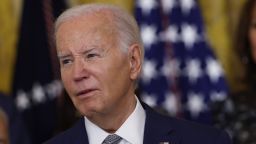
[212,90,256,144]
[0,93,31,144]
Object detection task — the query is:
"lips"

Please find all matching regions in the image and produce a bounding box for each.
[75,89,97,97]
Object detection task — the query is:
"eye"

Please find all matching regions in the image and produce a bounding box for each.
[60,58,72,66]
[87,53,99,58]
[85,52,102,60]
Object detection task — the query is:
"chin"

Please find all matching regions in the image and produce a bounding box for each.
[77,104,99,117]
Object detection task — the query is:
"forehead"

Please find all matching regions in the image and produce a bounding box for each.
[56,12,118,52]
[57,10,115,34]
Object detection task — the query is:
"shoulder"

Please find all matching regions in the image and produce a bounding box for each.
[171,117,231,143]
[44,118,87,144]
[44,128,73,144]
[144,103,231,144]
[214,95,256,143]
[43,125,77,144]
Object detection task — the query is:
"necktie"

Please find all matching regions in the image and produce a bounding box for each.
[102,134,122,144]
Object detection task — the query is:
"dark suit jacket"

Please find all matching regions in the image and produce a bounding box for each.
[45,103,232,144]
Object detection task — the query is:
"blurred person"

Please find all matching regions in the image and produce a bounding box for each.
[236,0,256,104]
[45,4,231,144]
[0,93,30,144]
[213,0,256,143]
[0,108,8,144]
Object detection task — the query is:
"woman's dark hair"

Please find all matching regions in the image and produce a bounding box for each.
[235,0,256,89]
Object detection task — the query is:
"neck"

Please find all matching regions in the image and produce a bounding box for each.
[88,94,137,133]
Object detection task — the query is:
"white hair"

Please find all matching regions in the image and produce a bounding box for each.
[55,3,144,60]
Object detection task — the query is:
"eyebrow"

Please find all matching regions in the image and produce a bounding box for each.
[57,46,104,59]
[57,53,73,61]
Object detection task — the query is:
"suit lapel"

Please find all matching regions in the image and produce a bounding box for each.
[71,103,181,144]
[70,118,89,144]
[142,103,181,144]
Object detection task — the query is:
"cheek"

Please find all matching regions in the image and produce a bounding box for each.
[104,62,130,94]
[61,70,67,83]
[61,70,72,91]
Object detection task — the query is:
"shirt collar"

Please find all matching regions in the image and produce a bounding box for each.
[84,116,108,144]
[84,96,146,144]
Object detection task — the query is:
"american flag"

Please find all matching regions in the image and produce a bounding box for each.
[135,0,229,123]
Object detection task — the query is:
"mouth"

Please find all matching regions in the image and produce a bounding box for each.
[75,89,98,98]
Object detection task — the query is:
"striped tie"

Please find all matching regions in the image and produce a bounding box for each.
[102,134,122,144]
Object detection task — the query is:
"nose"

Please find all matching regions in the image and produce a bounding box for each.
[72,58,89,82]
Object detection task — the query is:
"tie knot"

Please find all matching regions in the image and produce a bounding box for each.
[102,134,122,144]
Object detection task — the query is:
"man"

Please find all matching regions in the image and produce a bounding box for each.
[45,4,232,144]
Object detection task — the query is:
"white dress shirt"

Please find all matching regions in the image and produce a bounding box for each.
[84,96,146,144]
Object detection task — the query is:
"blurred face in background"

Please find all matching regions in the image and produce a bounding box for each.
[249,3,256,62]
[0,110,8,144]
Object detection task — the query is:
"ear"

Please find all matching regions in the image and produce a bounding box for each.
[128,44,142,80]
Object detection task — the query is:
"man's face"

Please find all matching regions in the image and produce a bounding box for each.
[56,14,138,118]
